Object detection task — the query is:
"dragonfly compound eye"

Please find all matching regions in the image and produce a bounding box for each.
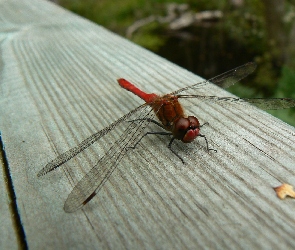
[172,117,200,143]
[187,116,200,129]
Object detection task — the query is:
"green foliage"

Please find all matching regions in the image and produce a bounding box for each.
[58,0,233,50]
[59,0,179,48]
[58,0,295,126]
[268,66,295,126]
[276,66,295,98]
[227,83,260,99]
[132,23,166,51]
[223,0,266,49]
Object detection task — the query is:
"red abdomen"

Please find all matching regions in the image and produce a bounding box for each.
[118,78,185,131]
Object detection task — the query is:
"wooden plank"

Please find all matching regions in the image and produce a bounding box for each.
[1,0,295,249]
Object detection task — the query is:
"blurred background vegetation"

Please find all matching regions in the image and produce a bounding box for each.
[55,0,295,126]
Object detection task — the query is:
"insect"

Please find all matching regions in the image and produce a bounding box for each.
[38,62,295,212]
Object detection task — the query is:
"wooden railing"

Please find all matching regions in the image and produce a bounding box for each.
[1,0,295,249]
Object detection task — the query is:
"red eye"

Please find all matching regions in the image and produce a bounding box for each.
[172,116,200,142]
[172,118,190,140]
[188,116,200,128]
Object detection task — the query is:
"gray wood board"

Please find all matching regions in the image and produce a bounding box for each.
[1,0,295,249]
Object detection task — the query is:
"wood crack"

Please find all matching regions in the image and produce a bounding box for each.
[0,133,28,250]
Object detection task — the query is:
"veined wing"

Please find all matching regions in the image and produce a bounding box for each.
[63,105,158,212]
[177,95,295,110]
[171,62,257,95]
[37,103,150,177]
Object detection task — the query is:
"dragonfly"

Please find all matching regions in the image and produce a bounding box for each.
[37,62,295,213]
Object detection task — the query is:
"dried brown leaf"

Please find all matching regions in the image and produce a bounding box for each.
[274,183,295,199]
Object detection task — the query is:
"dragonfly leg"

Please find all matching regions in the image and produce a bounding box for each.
[199,134,217,152]
[168,137,185,164]
[168,134,217,164]
[126,131,172,151]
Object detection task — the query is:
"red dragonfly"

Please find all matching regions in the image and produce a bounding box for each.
[38,62,295,212]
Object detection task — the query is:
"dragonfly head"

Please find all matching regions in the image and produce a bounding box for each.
[172,116,200,143]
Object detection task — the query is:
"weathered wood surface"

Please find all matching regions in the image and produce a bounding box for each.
[1,0,295,249]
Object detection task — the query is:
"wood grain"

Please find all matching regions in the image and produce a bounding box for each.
[1,0,295,249]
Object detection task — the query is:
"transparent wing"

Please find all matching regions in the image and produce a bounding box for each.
[177,96,295,110]
[63,106,158,212]
[240,98,295,109]
[38,102,163,212]
[37,103,149,177]
[39,84,175,212]
[171,62,257,95]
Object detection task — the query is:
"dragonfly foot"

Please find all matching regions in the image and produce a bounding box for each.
[208,148,217,153]
[200,122,209,127]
